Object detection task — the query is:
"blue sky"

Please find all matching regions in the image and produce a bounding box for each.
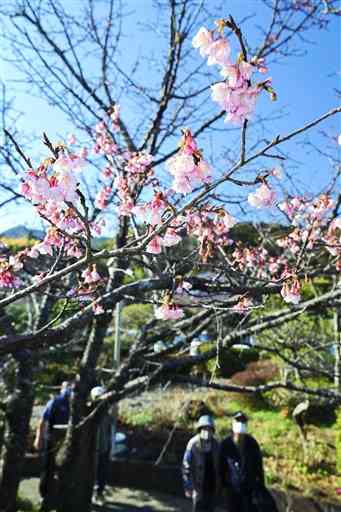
[0,0,340,233]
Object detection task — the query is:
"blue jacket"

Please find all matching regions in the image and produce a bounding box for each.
[42,392,70,431]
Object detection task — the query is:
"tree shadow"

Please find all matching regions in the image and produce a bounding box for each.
[92,504,163,512]
[91,489,192,511]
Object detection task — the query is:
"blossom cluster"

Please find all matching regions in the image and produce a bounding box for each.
[248,183,277,209]
[185,207,236,262]
[231,245,302,304]
[278,194,339,262]
[100,151,152,216]
[131,191,181,254]
[68,264,105,315]
[20,154,90,257]
[93,105,120,155]
[165,130,212,194]
[154,303,185,321]
[0,256,22,288]
[193,25,271,123]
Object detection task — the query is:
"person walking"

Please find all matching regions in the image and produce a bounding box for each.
[219,411,278,512]
[34,381,71,512]
[182,415,220,512]
[90,386,113,503]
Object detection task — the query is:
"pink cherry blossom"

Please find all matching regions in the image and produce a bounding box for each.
[53,154,84,173]
[91,218,106,237]
[118,196,135,216]
[181,129,198,155]
[192,27,214,57]
[149,192,168,225]
[146,236,163,254]
[82,265,101,284]
[66,242,83,258]
[176,281,192,294]
[211,82,230,107]
[78,147,88,159]
[110,104,121,132]
[279,197,303,219]
[0,260,21,288]
[94,121,118,155]
[220,211,237,229]
[93,303,105,315]
[331,218,341,230]
[211,82,260,124]
[133,193,167,226]
[248,183,276,208]
[95,186,112,210]
[155,303,185,320]
[166,132,211,194]
[131,204,148,222]
[232,296,253,314]
[8,254,24,271]
[271,166,283,179]
[268,257,282,275]
[102,166,114,178]
[221,61,254,86]
[28,246,40,259]
[67,134,76,145]
[194,23,272,124]
[280,279,301,304]
[162,228,182,247]
[207,38,231,67]
[126,151,153,175]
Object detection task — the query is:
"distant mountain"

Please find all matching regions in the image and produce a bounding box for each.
[0,225,45,240]
[0,225,111,247]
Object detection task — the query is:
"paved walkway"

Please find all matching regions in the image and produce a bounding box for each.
[19,478,193,511]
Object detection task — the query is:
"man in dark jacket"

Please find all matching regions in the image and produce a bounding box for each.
[182,415,220,512]
[90,386,114,504]
[34,381,71,511]
[219,411,277,512]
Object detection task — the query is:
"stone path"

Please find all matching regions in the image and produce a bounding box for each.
[19,478,193,511]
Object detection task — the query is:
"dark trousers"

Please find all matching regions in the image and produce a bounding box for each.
[224,491,258,512]
[39,442,56,499]
[95,450,110,494]
[39,431,66,509]
[193,493,216,512]
[224,487,278,512]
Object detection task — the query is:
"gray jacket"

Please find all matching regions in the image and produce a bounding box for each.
[182,433,220,500]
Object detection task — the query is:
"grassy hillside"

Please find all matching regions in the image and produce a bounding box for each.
[119,386,339,503]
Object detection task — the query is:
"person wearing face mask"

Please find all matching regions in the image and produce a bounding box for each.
[219,411,278,512]
[182,415,220,511]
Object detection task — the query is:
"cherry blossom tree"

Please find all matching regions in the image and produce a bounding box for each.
[0,1,340,511]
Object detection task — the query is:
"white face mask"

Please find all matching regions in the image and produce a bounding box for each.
[232,421,247,434]
[200,429,213,441]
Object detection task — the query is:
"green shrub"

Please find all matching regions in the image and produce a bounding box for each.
[121,409,154,427]
[206,347,259,378]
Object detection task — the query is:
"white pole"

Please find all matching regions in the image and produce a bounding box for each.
[114,301,121,368]
[111,301,121,459]
[334,309,340,391]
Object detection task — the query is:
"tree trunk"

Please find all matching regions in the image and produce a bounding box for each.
[55,415,97,512]
[0,352,34,512]
[56,313,112,511]
[55,217,129,511]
